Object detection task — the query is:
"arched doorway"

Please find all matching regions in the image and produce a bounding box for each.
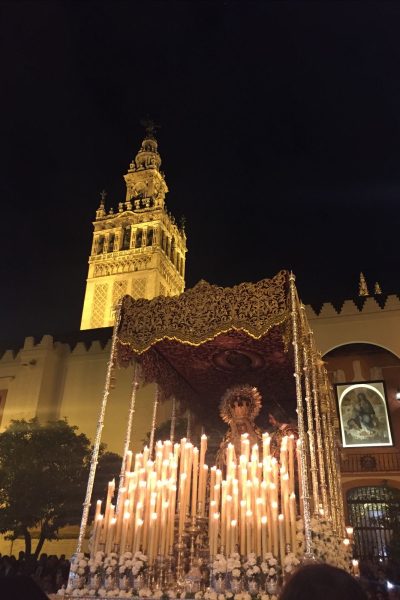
[347,485,400,561]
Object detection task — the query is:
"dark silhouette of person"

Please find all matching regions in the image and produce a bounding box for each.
[279,563,367,600]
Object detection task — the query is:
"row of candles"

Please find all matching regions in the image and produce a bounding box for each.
[91,431,356,574]
[91,432,303,566]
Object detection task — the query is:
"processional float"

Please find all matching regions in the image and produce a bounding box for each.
[65,271,355,599]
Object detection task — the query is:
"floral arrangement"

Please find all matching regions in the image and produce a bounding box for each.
[131,551,148,577]
[70,553,90,578]
[295,517,352,572]
[212,554,228,575]
[243,554,261,580]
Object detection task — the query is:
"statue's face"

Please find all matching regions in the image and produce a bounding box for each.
[236,422,246,434]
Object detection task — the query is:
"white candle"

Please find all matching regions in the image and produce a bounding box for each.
[120,511,130,554]
[278,514,285,566]
[191,447,199,516]
[261,515,268,556]
[289,492,297,553]
[92,514,103,555]
[105,516,116,555]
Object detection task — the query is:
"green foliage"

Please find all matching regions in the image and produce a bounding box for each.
[0,418,92,557]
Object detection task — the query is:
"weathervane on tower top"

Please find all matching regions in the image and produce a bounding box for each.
[140,117,160,140]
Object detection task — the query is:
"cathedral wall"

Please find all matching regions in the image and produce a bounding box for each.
[0,335,69,430]
[0,336,174,455]
[306,295,400,358]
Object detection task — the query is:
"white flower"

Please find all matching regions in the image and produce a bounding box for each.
[252,566,260,574]
[139,587,152,597]
[168,590,177,599]
[111,559,118,566]
[218,594,226,600]
[268,558,277,566]
[78,559,87,568]
[153,591,164,599]
[232,568,241,578]
[77,568,85,575]
[225,594,233,599]
[106,567,113,575]
[77,553,85,560]
[260,595,270,600]
[195,592,204,600]
[98,590,106,598]
[57,588,66,597]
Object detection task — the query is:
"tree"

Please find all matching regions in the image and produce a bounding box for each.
[0,418,92,558]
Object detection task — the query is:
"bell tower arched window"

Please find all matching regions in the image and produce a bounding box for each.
[122,226,131,250]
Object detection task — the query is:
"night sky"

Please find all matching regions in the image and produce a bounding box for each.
[1,1,400,348]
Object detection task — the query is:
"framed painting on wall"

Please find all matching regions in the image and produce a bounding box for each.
[335,381,393,448]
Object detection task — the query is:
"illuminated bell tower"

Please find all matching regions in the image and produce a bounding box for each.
[80,126,187,330]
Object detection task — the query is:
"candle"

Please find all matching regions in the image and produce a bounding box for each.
[94,499,102,521]
[240,500,246,555]
[148,512,158,562]
[105,516,116,555]
[255,497,263,556]
[92,514,103,555]
[278,514,285,567]
[125,450,133,473]
[120,511,130,554]
[199,434,207,472]
[191,447,199,516]
[231,519,237,554]
[102,479,115,541]
[226,495,232,555]
[160,500,169,556]
[200,464,208,516]
[352,559,359,577]
[262,433,271,462]
[261,515,268,556]
[289,492,297,553]
[212,512,220,556]
[346,526,354,538]
[168,484,177,552]
[271,501,278,557]
[134,518,143,554]
[178,473,187,537]
[241,434,250,460]
[246,510,253,555]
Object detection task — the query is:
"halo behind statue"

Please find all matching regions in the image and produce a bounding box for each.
[219,384,262,424]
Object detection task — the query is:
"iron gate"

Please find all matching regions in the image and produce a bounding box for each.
[347,485,400,561]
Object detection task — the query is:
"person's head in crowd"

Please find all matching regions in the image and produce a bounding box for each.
[279,563,367,600]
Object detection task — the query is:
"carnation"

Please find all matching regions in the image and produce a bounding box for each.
[232,568,241,578]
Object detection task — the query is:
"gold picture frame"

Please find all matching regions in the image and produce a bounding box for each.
[335,381,393,448]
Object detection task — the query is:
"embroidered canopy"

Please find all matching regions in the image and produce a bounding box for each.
[115,270,298,419]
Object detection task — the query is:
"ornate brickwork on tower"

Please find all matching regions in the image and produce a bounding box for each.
[80,126,187,330]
